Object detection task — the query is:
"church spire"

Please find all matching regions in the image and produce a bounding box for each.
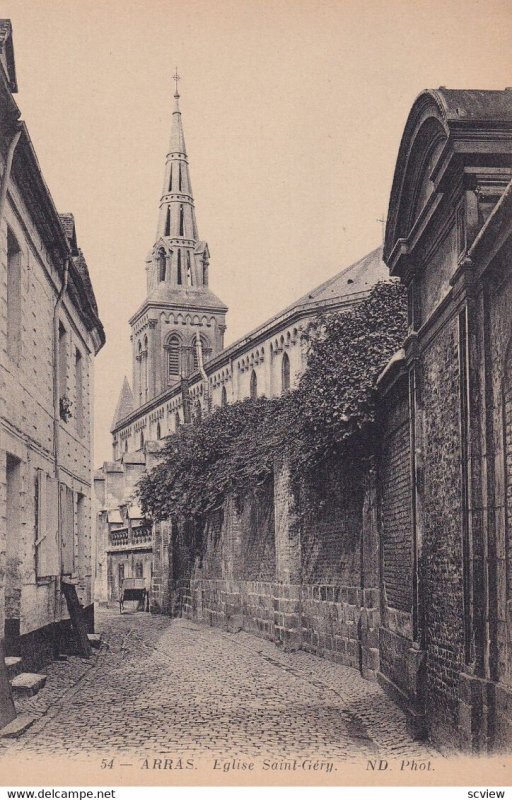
[154,71,199,271]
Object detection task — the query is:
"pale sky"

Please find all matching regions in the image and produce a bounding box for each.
[3,0,512,464]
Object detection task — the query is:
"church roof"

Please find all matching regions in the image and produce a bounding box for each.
[285,246,389,314]
[111,377,134,432]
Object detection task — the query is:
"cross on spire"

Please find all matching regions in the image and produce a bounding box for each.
[172,68,181,98]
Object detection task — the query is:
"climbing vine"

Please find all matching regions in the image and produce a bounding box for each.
[138,280,407,521]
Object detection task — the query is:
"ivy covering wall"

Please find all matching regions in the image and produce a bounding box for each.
[138,280,408,521]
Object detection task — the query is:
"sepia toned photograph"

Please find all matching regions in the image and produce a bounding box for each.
[0,0,511,792]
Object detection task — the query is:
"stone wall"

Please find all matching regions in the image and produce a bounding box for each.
[152,461,380,680]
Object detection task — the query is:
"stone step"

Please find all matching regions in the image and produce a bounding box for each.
[5,657,23,679]
[87,633,102,649]
[0,714,36,739]
[10,672,47,697]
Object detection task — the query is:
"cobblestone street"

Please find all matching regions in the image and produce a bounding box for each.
[1,607,439,774]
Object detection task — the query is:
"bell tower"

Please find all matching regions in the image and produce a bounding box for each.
[128,73,228,408]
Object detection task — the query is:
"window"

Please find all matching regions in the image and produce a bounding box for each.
[186,251,192,286]
[34,470,59,578]
[75,349,84,436]
[164,207,171,237]
[158,249,167,281]
[179,205,184,236]
[221,385,227,408]
[135,561,143,579]
[178,162,182,191]
[58,322,68,411]
[156,421,161,440]
[168,163,173,192]
[140,430,144,450]
[281,352,290,393]
[250,369,257,400]
[192,335,211,370]
[167,334,181,376]
[177,250,182,284]
[7,229,21,363]
[118,563,125,587]
[125,438,128,452]
[175,412,181,429]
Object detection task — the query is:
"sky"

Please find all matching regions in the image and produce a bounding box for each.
[3,0,512,464]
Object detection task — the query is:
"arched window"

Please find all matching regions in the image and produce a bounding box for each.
[178,162,183,191]
[250,370,257,400]
[167,334,181,377]
[158,248,166,281]
[282,352,290,393]
[124,438,128,452]
[177,250,182,284]
[179,205,184,236]
[193,335,212,370]
[168,163,173,192]
[164,207,171,237]
[186,251,192,286]
[156,421,161,440]
[221,385,227,408]
[140,430,144,450]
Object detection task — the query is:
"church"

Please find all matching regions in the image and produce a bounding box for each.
[93,79,388,607]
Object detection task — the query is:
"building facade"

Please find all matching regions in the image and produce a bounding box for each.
[379,89,512,751]
[95,83,388,605]
[1,21,105,669]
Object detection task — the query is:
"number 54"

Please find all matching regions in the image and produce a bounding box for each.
[101,758,114,769]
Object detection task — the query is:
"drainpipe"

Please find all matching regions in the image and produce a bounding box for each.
[0,128,22,226]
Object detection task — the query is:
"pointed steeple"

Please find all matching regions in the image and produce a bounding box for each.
[129,74,228,405]
[111,376,134,431]
[153,70,201,285]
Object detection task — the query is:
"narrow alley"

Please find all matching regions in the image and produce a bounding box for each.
[1,607,438,775]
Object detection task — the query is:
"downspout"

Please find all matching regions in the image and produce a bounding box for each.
[0,127,22,226]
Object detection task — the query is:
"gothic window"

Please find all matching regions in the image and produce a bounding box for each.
[167,334,181,377]
[202,258,208,286]
[143,335,148,402]
[140,430,144,450]
[158,248,166,281]
[7,228,21,363]
[169,163,173,192]
[192,335,212,370]
[125,438,128,452]
[250,369,257,400]
[179,205,184,236]
[221,385,227,408]
[282,352,290,393]
[156,421,161,440]
[177,250,182,284]
[138,340,143,402]
[186,251,192,286]
[179,162,182,191]
[164,207,171,237]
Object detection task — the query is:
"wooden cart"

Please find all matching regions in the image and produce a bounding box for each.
[119,578,148,613]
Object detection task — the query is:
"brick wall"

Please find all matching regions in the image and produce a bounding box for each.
[154,460,376,677]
